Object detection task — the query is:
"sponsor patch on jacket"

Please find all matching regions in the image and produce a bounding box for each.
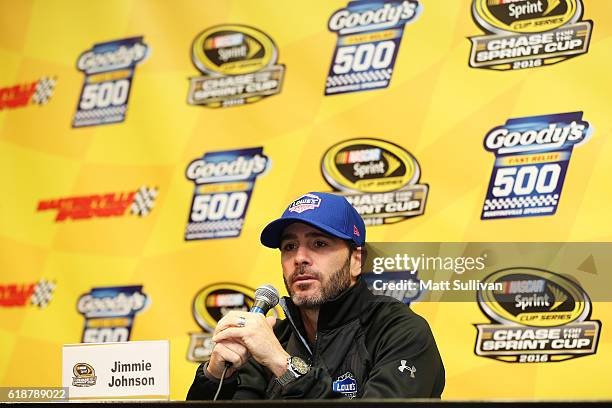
[333,372,358,398]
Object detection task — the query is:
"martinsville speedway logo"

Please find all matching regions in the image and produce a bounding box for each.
[77,285,149,343]
[187,283,282,362]
[475,267,600,363]
[0,279,56,308]
[325,0,421,95]
[73,37,149,127]
[0,77,57,110]
[321,138,428,226]
[37,186,158,222]
[468,0,593,70]
[187,25,285,108]
[481,112,591,220]
[185,147,270,240]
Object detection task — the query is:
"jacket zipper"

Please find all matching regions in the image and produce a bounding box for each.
[280,299,313,357]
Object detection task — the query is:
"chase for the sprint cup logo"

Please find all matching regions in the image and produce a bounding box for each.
[77,286,149,343]
[325,0,421,95]
[73,37,149,127]
[187,25,285,108]
[474,268,600,363]
[185,147,270,240]
[469,0,593,70]
[322,138,428,226]
[481,111,591,220]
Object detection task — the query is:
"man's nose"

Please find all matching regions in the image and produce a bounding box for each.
[294,245,312,266]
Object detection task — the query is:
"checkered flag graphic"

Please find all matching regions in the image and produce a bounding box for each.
[30,279,56,308]
[32,77,57,105]
[130,186,158,217]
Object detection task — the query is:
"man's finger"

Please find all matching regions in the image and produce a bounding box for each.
[213,327,245,344]
[214,342,243,367]
[218,341,250,366]
[214,312,250,335]
[265,315,276,328]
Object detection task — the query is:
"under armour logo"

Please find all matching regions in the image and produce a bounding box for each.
[398,360,416,378]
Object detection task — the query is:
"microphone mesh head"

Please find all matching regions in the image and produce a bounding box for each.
[255,284,279,308]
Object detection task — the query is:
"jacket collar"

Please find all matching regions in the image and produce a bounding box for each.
[280,278,374,335]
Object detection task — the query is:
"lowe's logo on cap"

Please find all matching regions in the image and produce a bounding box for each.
[288,193,321,214]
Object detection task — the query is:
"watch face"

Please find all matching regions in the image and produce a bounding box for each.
[290,356,310,375]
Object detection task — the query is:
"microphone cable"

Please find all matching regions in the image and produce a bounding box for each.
[213,363,230,401]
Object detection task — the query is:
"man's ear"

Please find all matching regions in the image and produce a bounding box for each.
[350,246,363,279]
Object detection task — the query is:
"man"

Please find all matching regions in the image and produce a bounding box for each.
[187,192,444,399]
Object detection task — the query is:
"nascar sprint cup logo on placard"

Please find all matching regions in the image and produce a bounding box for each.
[475,268,601,363]
[188,25,285,108]
[481,112,591,220]
[73,37,149,127]
[322,138,428,226]
[469,0,593,70]
[185,147,270,240]
[325,0,421,95]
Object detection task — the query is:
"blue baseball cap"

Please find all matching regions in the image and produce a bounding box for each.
[260,192,366,248]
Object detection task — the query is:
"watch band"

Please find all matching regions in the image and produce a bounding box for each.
[275,356,310,386]
[276,357,298,386]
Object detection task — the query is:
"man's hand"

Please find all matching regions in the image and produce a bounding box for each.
[206,340,250,379]
[212,311,290,378]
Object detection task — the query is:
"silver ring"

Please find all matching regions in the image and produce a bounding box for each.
[237,316,247,328]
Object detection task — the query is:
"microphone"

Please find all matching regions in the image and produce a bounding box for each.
[250,284,280,314]
[223,284,279,369]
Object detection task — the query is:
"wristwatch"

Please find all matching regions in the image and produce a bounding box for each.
[276,356,310,386]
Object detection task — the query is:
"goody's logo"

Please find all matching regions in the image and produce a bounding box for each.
[325,0,421,95]
[187,283,282,362]
[288,193,321,214]
[185,147,270,240]
[333,372,358,399]
[77,286,149,343]
[73,37,149,127]
[469,0,593,70]
[475,267,601,363]
[188,25,285,108]
[322,138,428,226]
[481,112,591,220]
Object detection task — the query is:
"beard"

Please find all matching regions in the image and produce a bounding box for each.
[283,253,352,309]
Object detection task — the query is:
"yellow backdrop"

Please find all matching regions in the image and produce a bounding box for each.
[1,0,611,400]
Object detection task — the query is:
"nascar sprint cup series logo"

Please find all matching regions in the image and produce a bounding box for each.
[77,286,149,343]
[187,283,281,362]
[188,25,285,108]
[475,268,600,363]
[469,0,593,70]
[481,111,591,220]
[325,0,421,95]
[185,147,270,240]
[322,138,428,226]
[73,37,149,127]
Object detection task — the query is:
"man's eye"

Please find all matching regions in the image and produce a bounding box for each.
[313,240,328,248]
[282,242,296,251]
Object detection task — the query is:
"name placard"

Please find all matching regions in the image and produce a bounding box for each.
[62,340,169,401]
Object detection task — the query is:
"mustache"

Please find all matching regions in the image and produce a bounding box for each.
[290,266,321,284]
